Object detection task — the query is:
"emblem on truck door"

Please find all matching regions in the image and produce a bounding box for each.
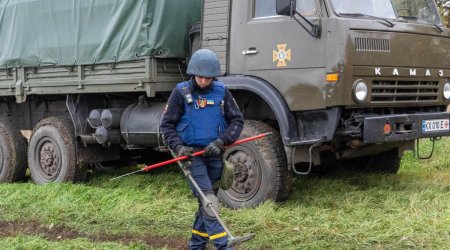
[273,44,291,67]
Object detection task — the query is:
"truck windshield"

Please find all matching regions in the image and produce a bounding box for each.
[330,0,442,26]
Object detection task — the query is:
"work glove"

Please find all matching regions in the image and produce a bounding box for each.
[175,145,193,157]
[203,138,225,157]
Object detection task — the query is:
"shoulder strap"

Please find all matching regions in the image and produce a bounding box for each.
[177,81,194,104]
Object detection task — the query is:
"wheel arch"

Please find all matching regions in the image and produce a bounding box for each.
[219,75,298,145]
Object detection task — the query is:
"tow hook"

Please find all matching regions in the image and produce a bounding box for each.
[416,137,440,160]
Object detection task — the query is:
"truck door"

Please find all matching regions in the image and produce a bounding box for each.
[229,0,328,110]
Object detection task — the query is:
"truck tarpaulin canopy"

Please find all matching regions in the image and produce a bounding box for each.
[0,0,201,68]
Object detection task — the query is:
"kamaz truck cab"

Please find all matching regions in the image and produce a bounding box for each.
[202,0,450,207]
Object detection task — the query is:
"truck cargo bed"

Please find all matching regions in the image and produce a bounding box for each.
[0,58,185,102]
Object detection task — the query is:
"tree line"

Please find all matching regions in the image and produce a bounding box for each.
[436,0,449,26]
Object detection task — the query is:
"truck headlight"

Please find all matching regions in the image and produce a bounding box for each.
[353,80,368,103]
[443,82,450,100]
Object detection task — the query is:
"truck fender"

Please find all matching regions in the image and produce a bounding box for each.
[218,75,298,145]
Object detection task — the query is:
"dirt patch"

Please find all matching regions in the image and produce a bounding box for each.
[0,220,187,249]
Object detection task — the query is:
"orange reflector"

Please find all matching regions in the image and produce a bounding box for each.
[384,122,392,135]
[326,73,339,82]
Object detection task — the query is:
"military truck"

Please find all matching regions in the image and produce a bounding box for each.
[0,0,449,208]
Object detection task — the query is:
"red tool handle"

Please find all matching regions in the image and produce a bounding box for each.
[141,132,272,172]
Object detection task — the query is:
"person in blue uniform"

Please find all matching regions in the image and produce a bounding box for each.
[160,49,244,250]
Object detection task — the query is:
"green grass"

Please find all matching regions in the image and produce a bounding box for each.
[0,235,149,250]
[1,138,450,249]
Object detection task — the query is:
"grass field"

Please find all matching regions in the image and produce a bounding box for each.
[1,138,450,249]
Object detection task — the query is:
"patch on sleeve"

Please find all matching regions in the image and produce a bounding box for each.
[163,103,169,114]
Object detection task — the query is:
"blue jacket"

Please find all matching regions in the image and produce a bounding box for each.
[161,78,244,150]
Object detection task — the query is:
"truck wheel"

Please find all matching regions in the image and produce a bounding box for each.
[0,120,27,182]
[367,148,401,174]
[218,120,291,208]
[28,117,87,184]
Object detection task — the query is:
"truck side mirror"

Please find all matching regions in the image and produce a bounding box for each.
[276,0,296,16]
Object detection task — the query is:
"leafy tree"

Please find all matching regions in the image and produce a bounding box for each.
[392,0,447,24]
[436,0,450,26]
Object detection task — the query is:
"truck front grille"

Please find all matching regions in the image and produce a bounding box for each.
[355,38,390,52]
[371,80,439,104]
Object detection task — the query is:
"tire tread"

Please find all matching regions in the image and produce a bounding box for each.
[0,120,27,182]
[241,120,291,202]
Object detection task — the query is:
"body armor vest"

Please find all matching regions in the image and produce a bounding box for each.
[176,80,227,147]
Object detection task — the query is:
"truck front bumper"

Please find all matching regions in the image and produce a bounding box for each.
[363,112,450,144]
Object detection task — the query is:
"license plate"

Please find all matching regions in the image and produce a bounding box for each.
[422,119,450,133]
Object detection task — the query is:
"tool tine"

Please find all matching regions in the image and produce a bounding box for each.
[109,169,142,181]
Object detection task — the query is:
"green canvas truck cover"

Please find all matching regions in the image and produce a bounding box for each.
[0,0,201,68]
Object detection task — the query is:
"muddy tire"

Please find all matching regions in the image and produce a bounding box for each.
[0,120,27,182]
[218,120,291,208]
[28,117,87,184]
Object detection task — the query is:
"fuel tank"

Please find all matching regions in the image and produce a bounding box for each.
[120,102,165,148]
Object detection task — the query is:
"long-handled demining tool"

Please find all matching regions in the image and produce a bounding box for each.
[110,133,271,247]
[110,132,271,180]
[168,148,255,247]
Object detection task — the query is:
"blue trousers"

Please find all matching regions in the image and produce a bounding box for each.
[188,155,233,250]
